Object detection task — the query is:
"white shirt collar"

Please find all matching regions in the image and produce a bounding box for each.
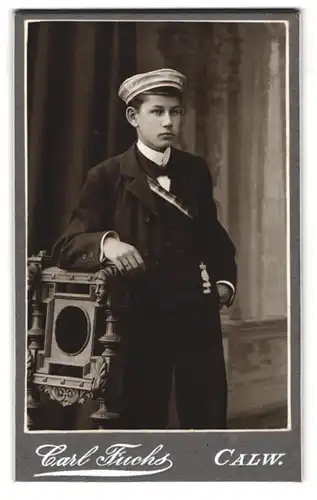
[137,139,171,166]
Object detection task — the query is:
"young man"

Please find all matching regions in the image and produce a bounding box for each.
[52,68,237,430]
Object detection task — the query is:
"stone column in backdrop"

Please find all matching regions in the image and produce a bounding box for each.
[234,23,287,321]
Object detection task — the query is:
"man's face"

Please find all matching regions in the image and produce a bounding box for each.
[127,94,182,152]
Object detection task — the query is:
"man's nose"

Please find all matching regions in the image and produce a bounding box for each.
[162,112,172,127]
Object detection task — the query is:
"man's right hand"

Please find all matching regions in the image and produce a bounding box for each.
[102,237,146,275]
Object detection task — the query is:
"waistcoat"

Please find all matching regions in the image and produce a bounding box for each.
[129,150,215,312]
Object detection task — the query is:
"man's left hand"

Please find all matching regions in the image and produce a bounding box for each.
[216,283,232,308]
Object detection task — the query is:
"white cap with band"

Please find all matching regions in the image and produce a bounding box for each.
[118,68,186,104]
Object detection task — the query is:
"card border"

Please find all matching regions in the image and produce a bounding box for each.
[15,8,301,482]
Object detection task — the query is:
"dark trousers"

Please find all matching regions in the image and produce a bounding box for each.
[121,306,228,430]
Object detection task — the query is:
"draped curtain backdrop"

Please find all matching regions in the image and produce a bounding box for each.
[27,22,137,257]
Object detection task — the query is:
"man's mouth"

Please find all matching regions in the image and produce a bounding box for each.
[159,132,173,137]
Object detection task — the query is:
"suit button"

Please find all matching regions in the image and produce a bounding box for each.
[82,253,87,260]
[88,252,94,259]
[164,241,170,248]
[144,215,150,223]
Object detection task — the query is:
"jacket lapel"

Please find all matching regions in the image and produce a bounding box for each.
[119,144,158,216]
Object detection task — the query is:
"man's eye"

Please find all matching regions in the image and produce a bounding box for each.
[152,109,162,115]
[171,109,181,116]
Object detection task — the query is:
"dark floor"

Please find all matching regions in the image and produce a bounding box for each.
[35,394,288,430]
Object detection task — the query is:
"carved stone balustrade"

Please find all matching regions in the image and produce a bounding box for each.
[27,252,123,430]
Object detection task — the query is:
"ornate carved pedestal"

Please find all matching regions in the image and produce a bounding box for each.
[27,253,123,430]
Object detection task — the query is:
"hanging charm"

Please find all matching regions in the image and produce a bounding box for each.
[199,262,212,294]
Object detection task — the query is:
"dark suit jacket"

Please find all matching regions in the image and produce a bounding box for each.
[52,144,237,288]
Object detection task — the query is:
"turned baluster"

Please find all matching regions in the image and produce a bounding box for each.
[91,266,122,429]
[26,253,46,429]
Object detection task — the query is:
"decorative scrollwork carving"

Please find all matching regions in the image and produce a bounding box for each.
[37,356,108,407]
[91,356,108,392]
[39,385,94,407]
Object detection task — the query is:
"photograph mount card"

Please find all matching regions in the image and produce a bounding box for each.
[15,8,301,482]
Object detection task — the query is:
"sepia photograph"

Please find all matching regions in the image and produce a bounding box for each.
[26,18,289,432]
[15,9,300,482]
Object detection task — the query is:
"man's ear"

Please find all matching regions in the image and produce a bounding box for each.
[126,106,138,128]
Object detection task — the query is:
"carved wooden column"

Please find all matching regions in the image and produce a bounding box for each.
[91,265,123,429]
[27,251,47,429]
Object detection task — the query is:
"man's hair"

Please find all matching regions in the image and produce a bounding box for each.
[127,86,182,111]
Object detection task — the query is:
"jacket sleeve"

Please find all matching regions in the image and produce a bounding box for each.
[51,165,114,271]
[196,159,237,288]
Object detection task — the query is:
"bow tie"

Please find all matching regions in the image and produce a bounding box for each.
[153,161,172,178]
